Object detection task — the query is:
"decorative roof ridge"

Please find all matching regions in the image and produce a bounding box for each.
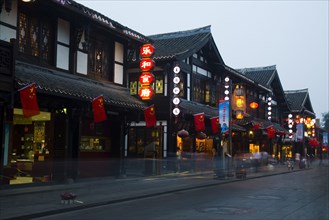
[237,65,277,74]
[284,88,309,94]
[52,0,150,43]
[148,25,211,40]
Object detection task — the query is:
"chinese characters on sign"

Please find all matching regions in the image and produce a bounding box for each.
[139,44,155,100]
[219,100,229,134]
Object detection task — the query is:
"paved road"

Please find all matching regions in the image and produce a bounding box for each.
[34,167,329,220]
[1,161,328,220]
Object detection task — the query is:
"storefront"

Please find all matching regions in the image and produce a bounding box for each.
[1,61,146,185]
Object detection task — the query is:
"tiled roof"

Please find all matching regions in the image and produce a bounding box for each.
[237,65,277,89]
[149,26,212,61]
[234,116,288,133]
[284,89,314,114]
[15,61,146,110]
[52,0,150,44]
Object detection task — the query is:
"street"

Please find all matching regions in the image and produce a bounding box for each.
[36,166,328,220]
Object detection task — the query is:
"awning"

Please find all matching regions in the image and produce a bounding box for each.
[179,99,246,132]
[14,61,146,110]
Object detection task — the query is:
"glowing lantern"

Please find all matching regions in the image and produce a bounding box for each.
[236,110,244,119]
[236,98,244,108]
[139,58,154,72]
[139,72,154,85]
[250,102,259,109]
[138,86,153,100]
[140,44,154,58]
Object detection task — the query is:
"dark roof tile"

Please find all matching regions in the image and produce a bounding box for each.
[15,61,146,110]
[149,26,212,60]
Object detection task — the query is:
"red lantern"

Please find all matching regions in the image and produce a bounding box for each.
[139,58,154,72]
[177,129,189,138]
[196,132,206,140]
[139,72,154,85]
[140,44,154,58]
[250,102,259,109]
[138,86,153,100]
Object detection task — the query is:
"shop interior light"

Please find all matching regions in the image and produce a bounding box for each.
[225,77,230,82]
[224,96,229,101]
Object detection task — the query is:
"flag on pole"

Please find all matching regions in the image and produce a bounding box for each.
[194,113,205,131]
[144,104,156,128]
[92,95,107,123]
[266,126,276,139]
[19,83,40,118]
[210,116,219,134]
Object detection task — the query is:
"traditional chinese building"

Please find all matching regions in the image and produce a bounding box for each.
[0,0,150,185]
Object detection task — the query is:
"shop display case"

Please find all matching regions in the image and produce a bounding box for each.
[80,136,111,152]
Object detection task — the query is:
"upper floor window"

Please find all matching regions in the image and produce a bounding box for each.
[18,12,54,64]
[88,38,110,80]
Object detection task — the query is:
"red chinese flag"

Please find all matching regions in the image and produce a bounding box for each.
[92,95,107,123]
[19,83,40,118]
[267,126,276,139]
[210,116,219,134]
[194,113,205,131]
[253,123,261,131]
[144,105,156,128]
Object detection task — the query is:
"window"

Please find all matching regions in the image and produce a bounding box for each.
[155,75,163,94]
[89,39,110,80]
[193,76,214,104]
[18,12,54,63]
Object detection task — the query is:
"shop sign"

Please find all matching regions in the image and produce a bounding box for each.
[139,72,154,85]
[140,44,154,58]
[139,86,153,100]
[139,58,154,72]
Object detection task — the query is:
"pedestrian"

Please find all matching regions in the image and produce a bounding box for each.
[176,147,182,173]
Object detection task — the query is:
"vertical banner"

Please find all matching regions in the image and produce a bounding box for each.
[144,105,156,128]
[19,83,40,118]
[92,95,107,123]
[323,132,328,146]
[296,123,304,142]
[210,116,219,134]
[219,101,229,133]
[194,113,205,131]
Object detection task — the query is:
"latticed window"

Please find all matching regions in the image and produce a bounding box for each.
[155,74,163,94]
[89,40,109,79]
[18,12,53,63]
[130,81,137,95]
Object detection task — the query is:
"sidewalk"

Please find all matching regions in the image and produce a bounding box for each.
[0,162,317,220]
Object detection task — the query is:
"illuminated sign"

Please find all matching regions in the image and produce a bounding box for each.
[139,58,154,72]
[139,86,153,100]
[139,72,154,85]
[140,44,154,58]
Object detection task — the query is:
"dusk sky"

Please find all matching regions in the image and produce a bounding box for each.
[76,0,328,123]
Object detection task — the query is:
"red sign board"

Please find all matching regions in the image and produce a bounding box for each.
[140,58,154,72]
[139,86,153,100]
[140,44,154,58]
[139,72,154,85]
